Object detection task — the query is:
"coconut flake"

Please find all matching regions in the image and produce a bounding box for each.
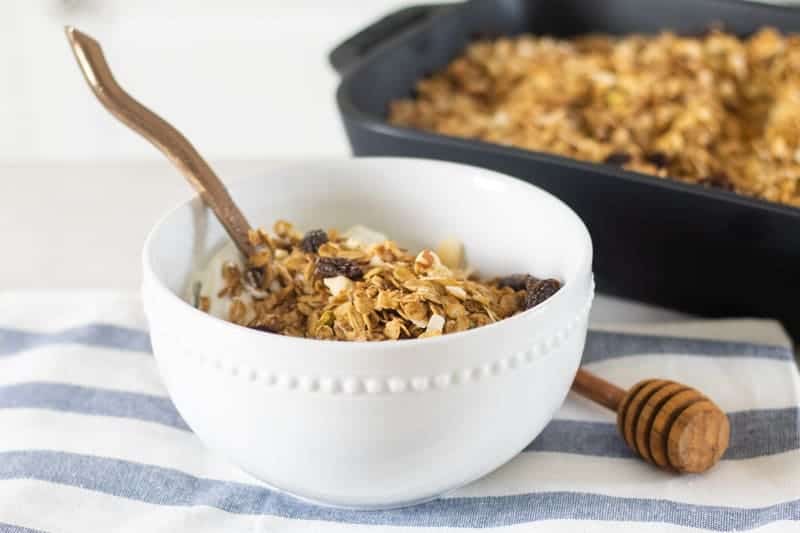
[323,275,353,297]
[426,314,445,334]
[342,225,388,246]
[436,238,464,269]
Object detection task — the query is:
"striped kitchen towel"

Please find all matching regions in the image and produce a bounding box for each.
[0,290,798,532]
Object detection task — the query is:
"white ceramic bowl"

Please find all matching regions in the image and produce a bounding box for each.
[142,157,594,509]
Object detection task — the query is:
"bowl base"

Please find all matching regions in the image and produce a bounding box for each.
[237,466,449,511]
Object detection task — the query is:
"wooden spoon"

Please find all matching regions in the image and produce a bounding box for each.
[65,26,254,258]
[65,27,729,474]
[573,368,730,473]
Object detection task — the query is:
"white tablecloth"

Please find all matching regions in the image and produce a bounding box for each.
[0,291,797,532]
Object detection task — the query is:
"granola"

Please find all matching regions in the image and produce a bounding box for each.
[191,221,561,341]
[389,28,800,207]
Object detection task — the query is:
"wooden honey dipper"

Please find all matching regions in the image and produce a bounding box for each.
[572,368,730,473]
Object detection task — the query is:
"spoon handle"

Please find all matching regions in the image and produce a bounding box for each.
[65,26,254,258]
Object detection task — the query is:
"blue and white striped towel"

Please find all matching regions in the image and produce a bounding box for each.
[0,290,798,532]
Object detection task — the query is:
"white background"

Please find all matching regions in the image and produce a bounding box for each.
[2,0,457,162]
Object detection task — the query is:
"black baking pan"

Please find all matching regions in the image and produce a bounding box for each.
[330,0,800,341]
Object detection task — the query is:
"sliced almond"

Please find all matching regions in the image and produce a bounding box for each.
[445,285,468,299]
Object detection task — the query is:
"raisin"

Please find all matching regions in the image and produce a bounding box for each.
[524,278,561,310]
[645,151,669,168]
[249,324,277,334]
[316,257,363,280]
[244,267,264,289]
[603,152,631,166]
[496,274,538,292]
[300,229,328,253]
[704,172,733,191]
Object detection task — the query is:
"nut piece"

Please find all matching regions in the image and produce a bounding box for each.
[414,249,440,274]
[414,249,451,278]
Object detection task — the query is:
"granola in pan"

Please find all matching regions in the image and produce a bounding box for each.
[191,221,561,341]
[389,28,800,207]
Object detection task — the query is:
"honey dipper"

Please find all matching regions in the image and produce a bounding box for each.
[572,368,730,473]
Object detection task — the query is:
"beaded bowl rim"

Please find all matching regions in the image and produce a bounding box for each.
[162,284,593,396]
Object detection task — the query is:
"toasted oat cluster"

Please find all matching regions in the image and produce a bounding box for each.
[389,28,800,207]
[198,221,561,341]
